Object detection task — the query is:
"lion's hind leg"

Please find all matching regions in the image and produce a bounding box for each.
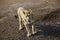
[19,16,24,30]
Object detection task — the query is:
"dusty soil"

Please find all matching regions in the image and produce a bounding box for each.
[0,0,60,40]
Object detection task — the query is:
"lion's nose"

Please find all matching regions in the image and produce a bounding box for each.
[28,13,30,15]
[26,14,30,17]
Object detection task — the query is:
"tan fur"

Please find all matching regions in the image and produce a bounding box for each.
[17,7,37,37]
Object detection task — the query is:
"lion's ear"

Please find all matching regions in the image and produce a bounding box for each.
[29,9,32,13]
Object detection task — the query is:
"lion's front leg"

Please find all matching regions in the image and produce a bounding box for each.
[19,16,23,30]
[32,24,37,34]
[25,24,32,37]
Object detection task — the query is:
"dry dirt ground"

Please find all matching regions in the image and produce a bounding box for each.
[0,0,60,40]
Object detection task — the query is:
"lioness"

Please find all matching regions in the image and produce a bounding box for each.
[17,7,37,37]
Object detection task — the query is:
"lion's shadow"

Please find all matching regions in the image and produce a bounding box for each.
[34,8,60,37]
[34,25,60,37]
